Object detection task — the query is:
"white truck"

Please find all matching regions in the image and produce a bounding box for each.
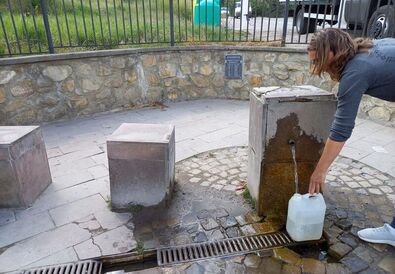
[282,0,394,38]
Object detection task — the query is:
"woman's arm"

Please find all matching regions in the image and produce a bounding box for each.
[309,62,371,194]
[309,139,345,194]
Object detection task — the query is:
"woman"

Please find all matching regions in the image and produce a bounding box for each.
[307,28,395,246]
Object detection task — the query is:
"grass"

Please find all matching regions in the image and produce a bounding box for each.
[241,187,256,209]
[105,196,144,213]
[135,241,144,255]
[0,0,251,56]
[127,203,144,214]
[105,195,111,209]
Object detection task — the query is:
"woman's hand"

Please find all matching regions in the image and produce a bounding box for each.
[309,169,326,194]
[308,138,346,194]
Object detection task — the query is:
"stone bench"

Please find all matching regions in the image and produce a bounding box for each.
[0,126,52,208]
[107,123,175,211]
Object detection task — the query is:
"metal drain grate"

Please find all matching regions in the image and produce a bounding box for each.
[157,231,295,266]
[23,260,102,274]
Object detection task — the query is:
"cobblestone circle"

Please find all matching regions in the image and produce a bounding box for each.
[133,146,395,274]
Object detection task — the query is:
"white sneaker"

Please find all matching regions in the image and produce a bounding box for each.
[357,224,395,247]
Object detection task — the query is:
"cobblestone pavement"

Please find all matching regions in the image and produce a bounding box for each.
[133,147,395,274]
[0,99,394,272]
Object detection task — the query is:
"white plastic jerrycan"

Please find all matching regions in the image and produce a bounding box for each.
[286,193,326,242]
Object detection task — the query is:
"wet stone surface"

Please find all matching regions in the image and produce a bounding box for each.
[132,147,395,274]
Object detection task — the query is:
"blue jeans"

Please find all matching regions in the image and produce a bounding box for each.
[391,217,395,228]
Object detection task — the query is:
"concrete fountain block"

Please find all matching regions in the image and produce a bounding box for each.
[0,126,52,208]
[107,123,175,210]
[247,86,336,222]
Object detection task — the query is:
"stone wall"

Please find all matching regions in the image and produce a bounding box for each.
[0,46,393,125]
[359,96,395,123]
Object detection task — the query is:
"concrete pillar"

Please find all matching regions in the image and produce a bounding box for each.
[247,86,336,223]
[107,123,175,211]
[0,126,52,208]
[241,0,250,30]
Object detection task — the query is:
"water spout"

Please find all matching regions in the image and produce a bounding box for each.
[289,139,299,194]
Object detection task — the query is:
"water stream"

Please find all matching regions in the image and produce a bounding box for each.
[290,142,299,194]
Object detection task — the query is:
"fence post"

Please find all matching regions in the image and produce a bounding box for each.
[281,0,290,46]
[40,0,54,53]
[169,0,175,46]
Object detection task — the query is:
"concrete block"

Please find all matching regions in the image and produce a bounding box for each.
[0,126,52,208]
[247,86,336,222]
[107,123,175,210]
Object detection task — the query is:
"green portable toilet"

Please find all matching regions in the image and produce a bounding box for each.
[193,0,220,26]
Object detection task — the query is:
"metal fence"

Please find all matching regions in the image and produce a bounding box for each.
[0,0,394,56]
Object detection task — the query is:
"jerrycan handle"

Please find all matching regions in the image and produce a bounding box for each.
[302,193,319,199]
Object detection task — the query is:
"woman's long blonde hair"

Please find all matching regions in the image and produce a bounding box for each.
[307,28,373,81]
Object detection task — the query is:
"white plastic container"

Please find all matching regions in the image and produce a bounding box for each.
[286,193,326,242]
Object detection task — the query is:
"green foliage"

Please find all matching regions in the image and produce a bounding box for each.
[135,241,144,255]
[250,0,285,17]
[0,0,250,56]
[105,195,111,209]
[242,187,256,209]
[127,203,144,214]
[0,0,40,13]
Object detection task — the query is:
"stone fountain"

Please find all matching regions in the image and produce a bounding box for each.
[247,85,337,223]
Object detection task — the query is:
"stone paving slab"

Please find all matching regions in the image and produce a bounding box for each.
[94,209,131,230]
[0,209,15,226]
[0,224,91,272]
[74,239,101,260]
[14,178,109,220]
[93,225,136,255]
[0,212,54,248]
[51,170,94,191]
[49,194,108,227]
[0,100,394,272]
[25,248,78,269]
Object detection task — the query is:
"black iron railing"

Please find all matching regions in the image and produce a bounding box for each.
[0,0,394,56]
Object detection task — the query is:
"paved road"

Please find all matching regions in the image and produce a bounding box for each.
[0,99,394,271]
[220,16,349,43]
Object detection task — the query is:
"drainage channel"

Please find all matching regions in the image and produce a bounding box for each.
[22,260,102,274]
[19,232,324,273]
[157,231,298,266]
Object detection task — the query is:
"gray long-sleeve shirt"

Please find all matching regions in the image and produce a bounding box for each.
[329,38,395,142]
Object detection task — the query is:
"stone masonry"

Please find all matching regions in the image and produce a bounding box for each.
[1,47,393,126]
[0,47,335,126]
